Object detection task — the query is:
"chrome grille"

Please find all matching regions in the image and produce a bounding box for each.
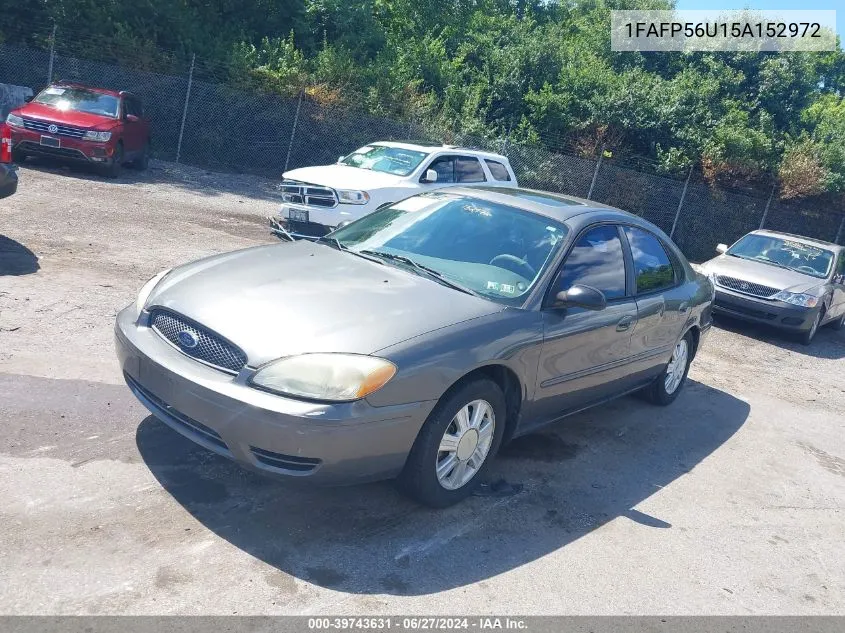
[280,179,337,208]
[22,118,86,139]
[716,275,779,298]
[150,309,247,374]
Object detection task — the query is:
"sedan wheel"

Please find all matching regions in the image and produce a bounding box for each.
[800,310,822,345]
[399,378,506,507]
[645,331,693,406]
[436,399,495,491]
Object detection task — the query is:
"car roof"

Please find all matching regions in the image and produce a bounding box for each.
[752,229,844,252]
[446,186,633,222]
[372,141,509,161]
[47,83,125,98]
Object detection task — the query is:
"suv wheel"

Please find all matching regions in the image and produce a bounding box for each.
[644,331,693,406]
[399,378,506,507]
[103,143,124,178]
[133,141,150,170]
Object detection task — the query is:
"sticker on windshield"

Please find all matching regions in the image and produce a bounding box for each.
[486,281,500,291]
[44,87,65,95]
[500,283,516,294]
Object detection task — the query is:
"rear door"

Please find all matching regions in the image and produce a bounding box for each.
[532,224,639,426]
[121,96,145,154]
[622,225,690,382]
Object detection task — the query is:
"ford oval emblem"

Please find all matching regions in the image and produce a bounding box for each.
[47,124,58,134]
[177,330,199,349]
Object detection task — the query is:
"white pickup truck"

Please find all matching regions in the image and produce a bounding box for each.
[270,141,518,239]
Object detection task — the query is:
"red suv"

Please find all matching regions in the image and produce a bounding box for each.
[5,84,150,178]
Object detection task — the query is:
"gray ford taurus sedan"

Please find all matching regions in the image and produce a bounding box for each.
[698,230,845,345]
[115,187,713,506]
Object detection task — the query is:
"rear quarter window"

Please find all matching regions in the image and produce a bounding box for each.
[485,159,511,181]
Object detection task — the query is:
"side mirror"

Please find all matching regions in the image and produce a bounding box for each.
[716,243,728,254]
[554,284,607,311]
[125,114,139,123]
[421,169,438,184]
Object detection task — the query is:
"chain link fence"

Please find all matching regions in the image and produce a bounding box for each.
[2,28,843,261]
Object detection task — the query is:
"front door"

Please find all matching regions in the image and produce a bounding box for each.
[532,224,638,427]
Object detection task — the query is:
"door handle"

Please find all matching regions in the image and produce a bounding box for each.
[616,315,635,331]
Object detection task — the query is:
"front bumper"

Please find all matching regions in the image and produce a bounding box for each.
[712,287,818,332]
[115,305,433,485]
[10,128,114,163]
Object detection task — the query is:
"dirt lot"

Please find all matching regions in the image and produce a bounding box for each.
[1,160,843,615]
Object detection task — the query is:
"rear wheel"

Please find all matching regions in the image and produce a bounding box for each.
[644,332,693,406]
[132,140,150,170]
[398,378,506,507]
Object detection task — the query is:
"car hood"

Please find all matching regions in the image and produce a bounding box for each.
[701,254,827,294]
[147,241,502,366]
[283,164,406,191]
[15,102,118,130]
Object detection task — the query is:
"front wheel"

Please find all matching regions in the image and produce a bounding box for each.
[644,332,693,406]
[398,378,506,507]
[830,310,845,332]
[102,143,124,178]
[800,309,823,345]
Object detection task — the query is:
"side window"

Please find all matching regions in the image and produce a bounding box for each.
[554,225,626,300]
[124,97,139,117]
[624,226,677,294]
[455,156,486,183]
[425,156,455,183]
[485,159,511,181]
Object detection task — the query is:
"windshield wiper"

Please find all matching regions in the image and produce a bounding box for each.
[359,250,481,297]
[316,236,384,264]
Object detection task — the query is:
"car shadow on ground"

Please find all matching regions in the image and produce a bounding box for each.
[15,157,284,203]
[713,314,845,360]
[136,379,749,596]
[0,234,39,275]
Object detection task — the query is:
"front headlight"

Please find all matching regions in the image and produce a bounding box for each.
[5,113,24,128]
[337,189,370,205]
[251,353,397,401]
[83,130,112,142]
[773,290,818,308]
[135,269,171,314]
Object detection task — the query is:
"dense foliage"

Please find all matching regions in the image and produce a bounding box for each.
[3,0,844,196]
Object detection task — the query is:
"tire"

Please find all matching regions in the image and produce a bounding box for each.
[103,143,124,178]
[132,141,149,170]
[831,310,845,332]
[800,308,823,345]
[398,377,506,508]
[644,331,693,406]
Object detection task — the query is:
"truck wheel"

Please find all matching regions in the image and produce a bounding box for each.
[132,141,149,170]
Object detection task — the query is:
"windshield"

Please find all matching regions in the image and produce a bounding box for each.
[727,234,834,279]
[330,192,569,304]
[339,145,428,176]
[34,86,119,118]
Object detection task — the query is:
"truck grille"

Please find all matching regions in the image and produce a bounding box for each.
[716,275,779,299]
[22,118,87,139]
[150,309,247,374]
[280,180,337,208]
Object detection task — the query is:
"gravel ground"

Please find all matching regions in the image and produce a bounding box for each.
[1,159,843,615]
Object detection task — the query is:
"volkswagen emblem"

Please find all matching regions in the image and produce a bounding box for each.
[177,330,199,349]
[47,124,58,134]
[740,282,750,290]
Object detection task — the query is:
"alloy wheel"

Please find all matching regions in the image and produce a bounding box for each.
[664,339,689,395]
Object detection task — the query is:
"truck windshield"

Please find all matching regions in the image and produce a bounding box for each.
[340,145,428,176]
[728,234,834,279]
[34,87,119,118]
